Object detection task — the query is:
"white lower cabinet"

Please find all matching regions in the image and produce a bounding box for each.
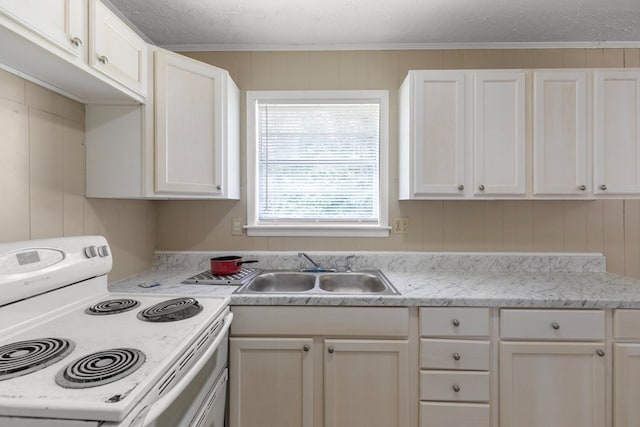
[419,307,492,427]
[229,307,410,427]
[229,338,314,427]
[613,309,640,427]
[499,309,607,427]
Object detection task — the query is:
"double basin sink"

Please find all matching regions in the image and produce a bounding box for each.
[235,270,399,295]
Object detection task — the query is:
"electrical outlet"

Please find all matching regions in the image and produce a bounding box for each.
[392,217,409,234]
[231,218,243,236]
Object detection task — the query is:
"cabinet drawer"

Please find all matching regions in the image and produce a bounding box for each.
[420,402,490,427]
[420,339,490,370]
[231,306,408,337]
[420,308,490,337]
[420,371,489,402]
[614,310,640,339]
[500,309,604,340]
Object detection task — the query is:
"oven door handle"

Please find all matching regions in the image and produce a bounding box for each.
[141,311,233,427]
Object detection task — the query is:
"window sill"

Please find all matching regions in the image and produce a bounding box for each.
[245,224,391,237]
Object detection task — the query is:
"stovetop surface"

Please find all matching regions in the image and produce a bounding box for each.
[182,267,260,285]
[0,277,228,422]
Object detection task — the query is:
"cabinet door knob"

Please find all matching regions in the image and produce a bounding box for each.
[451,319,460,327]
[597,349,605,357]
[216,185,222,190]
[579,185,586,191]
[98,55,109,65]
[478,184,485,191]
[458,184,464,191]
[303,345,310,352]
[452,352,461,361]
[600,184,607,191]
[327,346,335,354]
[70,37,83,47]
[551,322,560,330]
[452,384,461,392]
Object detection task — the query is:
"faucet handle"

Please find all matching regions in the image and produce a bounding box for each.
[344,254,356,272]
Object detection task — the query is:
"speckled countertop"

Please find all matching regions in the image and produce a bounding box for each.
[108,251,640,309]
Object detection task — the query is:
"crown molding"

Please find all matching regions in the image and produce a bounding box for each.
[161,41,640,52]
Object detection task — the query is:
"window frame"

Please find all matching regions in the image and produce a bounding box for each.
[246,90,390,237]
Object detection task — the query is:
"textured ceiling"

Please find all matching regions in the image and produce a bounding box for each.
[107,0,640,49]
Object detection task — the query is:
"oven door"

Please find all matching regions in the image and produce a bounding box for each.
[134,312,232,427]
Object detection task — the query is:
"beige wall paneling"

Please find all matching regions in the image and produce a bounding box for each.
[0,97,29,241]
[532,201,565,251]
[624,201,640,278]
[484,201,505,251]
[0,68,25,102]
[62,118,84,236]
[563,201,589,252]
[624,49,640,67]
[603,200,625,275]
[29,108,64,239]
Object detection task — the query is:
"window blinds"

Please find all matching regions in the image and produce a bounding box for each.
[257,101,380,222]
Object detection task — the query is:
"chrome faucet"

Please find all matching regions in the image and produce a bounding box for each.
[298,252,335,272]
[344,254,356,272]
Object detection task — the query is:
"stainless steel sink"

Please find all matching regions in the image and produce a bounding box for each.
[246,272,315,292]
[318,272,388,293]
[235,270,399,295]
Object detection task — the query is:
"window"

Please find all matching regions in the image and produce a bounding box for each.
[246,90,389,237]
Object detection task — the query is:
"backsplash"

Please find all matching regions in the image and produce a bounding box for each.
[153,251,606,274]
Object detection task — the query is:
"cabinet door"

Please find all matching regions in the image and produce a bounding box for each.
[614,343,640,427]
[500,341,606,427]
[0,0,87,60]
[411,70,466,197]
[533,71,588,195]
[324,339,409,427]
[154,50,225,195]
[229,338,314,427]
[594,71,640,194]
[89,0,146,95]
[473,71,526,196]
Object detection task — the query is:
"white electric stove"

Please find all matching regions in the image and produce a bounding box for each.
[0,236,231,427]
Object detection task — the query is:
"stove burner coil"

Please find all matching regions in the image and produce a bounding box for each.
[55,348,145,389]
[0,338,75,381]
[137,297,203,322]
[85,298,140,315]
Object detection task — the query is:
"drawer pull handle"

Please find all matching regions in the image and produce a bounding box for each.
[452,352,461,361]
[458,184,464,191]
[303,345,310,352]
[451,319,460,327]
[551,322,560,330]
[327,346,334,354]
[597,349,605,357]
[452,384,461,393]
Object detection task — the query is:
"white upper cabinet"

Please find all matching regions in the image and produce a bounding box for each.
[89,0,146,97]
[86,47,240,200]
[399,70,526,199]
[473,71,526,196]
[0,0,145,103]
[0,0,87,61]
[594,70,640,195]
[399,70,466,198]
[154,50,238,197]
[533,71,588,196]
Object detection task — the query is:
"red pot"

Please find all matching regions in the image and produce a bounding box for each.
[210,256,258,275]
